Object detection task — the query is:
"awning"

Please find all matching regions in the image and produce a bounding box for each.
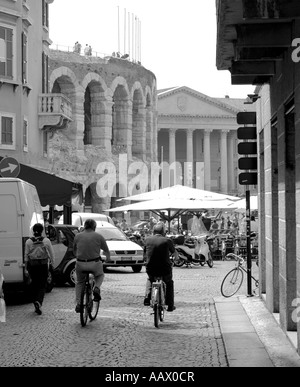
[0,156,83,207]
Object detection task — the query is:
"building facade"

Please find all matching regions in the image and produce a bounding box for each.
[157,86,253,196]
[216,0,300,353]
[0,0,158,223]
[47,49,157,216]
[0,0,57,168]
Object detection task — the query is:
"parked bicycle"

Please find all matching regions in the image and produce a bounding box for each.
[79,272,100,327]
[220,253,259,298]
[150,277,166,328]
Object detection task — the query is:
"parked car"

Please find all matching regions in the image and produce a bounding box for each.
[58,212,115,227]
[46,224,79,291]
[46,221,145,290]
[95,221,145,273]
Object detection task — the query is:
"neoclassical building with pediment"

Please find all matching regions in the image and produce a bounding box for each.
[157,86,255,196]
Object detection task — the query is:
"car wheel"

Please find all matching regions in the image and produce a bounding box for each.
[46,267,54,293]
[65,263,76,287]
[132,265,142,273]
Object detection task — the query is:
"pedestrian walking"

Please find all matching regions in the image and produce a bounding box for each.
[84,44,92,56]
[24,223,55,315]
[73,41,81,54]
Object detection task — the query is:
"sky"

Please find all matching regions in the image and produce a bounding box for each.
[49,0,255,99]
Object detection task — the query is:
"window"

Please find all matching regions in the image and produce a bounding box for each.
[23,118,28,151]
[43,131,48,156]
[42,0,49,28]
[42,52,49,93]
[0,113,15,149]
[0,24,14,79]
[22,32,28,84]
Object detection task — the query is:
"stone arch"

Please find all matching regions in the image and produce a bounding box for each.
[50,67,84,148]
[81,73,112,148]
[145,87,154,160]
[50,66,80,91]
[132,83,146,160]
[110,76,130,97]
[110,76,132,157]
[84,182,111,213]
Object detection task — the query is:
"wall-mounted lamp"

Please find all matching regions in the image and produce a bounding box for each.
[244,94,261,104]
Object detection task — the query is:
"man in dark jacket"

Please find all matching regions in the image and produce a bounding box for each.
[143,222,177,312]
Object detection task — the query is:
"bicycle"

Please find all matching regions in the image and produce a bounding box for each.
[79,272,100,327]
[220,253,259,298]
[150,277,166,328]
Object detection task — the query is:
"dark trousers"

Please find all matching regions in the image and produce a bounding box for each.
[28,264,48,306]
[145,272,174,308]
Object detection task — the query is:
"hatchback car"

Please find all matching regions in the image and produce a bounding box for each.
[46,224,79,291]
[58,212,115,227]
[95,221,145,273]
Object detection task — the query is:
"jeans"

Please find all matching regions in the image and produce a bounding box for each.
[75,260,104,305]
[28,264,48,306]
[145,272,174,308]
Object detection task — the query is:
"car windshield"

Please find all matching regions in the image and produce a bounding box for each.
[96,227,128,241]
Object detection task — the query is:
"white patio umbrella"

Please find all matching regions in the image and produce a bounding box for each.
[228,195,258,212]
[106,197,237,232]
[109,197,236,212]
[119,184,240,202]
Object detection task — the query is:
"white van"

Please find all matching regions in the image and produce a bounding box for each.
[0,178,44,291]
[58,212,115,228]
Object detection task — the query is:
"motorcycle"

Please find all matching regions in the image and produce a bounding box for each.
[170,234,214,268]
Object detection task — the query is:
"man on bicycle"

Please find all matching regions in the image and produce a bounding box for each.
[143,222,177,312]
[73,219,110,313]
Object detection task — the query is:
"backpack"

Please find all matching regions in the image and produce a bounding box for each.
[28,237,50,266]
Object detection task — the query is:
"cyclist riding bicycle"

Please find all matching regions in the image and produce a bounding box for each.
[73,219,110,313]
[143,222,177,312]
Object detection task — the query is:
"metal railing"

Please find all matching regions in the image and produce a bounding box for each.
[50,43,141,64]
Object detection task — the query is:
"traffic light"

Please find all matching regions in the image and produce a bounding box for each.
[237,112,258,186]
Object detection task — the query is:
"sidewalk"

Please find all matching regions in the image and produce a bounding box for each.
[214,296,300,367]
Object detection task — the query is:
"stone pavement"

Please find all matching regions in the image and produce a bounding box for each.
[215,295,300,367]
[1,263,300,368]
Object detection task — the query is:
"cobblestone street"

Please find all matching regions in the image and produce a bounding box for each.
[0,260,259,367]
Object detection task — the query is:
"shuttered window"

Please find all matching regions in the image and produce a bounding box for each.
[22,32,27,83]
[0,114,15,149]
[42,51,49,93]
[0,25,13,78]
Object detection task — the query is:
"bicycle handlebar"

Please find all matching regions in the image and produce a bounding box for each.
[225,253,244,264]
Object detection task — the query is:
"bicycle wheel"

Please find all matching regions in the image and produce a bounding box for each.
[153,304,159,328]
[88,284,100,321]
[151,287,160,328]
[207,251,214,268]
[159,286,165,322]
[80,284,89,327]
[221,268,244,298]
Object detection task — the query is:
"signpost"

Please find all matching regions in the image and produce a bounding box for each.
[237,111,258,297]
[0,157,20,178]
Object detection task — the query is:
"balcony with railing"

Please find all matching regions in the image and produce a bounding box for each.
[38,94,73,131]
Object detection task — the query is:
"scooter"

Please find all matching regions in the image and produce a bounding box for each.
[171,235,214,268]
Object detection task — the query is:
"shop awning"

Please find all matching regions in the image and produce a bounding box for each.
[0,156,83,207]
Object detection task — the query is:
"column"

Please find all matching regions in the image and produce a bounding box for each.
[91,93,113,152]
[204,129,212,191]
[228,131,235,193]
[220,130,229,193]
[169,129,177,186]
[132,103,146,161]
[186,129,194,187]
[169,129,176,165]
